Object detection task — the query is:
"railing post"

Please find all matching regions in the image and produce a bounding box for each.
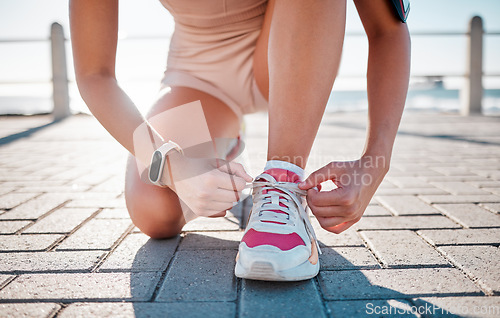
[50,22,70,120]
[460,16,483,116]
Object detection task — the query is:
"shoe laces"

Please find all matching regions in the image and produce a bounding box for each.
[252,173,321,254]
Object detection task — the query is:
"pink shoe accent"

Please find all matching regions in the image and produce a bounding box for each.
[263,168,301,184]
[242,228,305,251]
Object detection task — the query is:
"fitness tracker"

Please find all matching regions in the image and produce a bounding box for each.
[148,141,183,187]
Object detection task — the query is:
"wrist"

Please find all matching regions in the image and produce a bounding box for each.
[360,153,391,175]
[149,141,183,187]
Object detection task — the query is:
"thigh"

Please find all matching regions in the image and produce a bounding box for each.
[252,0,275,101]
[125,86,241,239]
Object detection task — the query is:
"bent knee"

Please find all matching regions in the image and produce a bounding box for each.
[129,207,184,239]
[139,222,182,240]
[126,201,184,239]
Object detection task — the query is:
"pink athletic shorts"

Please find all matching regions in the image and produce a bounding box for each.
[159,0,269,119]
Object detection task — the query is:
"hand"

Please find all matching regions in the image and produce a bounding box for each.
[299,156,388,234]
[164,152,253,218]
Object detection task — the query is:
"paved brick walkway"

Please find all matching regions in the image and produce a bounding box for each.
[0,112,499,317]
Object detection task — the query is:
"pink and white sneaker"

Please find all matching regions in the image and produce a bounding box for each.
[235,168,321,281]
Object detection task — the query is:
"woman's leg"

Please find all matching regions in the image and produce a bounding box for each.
[253,0,346,168]
[125,86,240,239]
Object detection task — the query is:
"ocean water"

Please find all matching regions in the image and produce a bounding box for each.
[327,87,500,115]
[1,83,499,116]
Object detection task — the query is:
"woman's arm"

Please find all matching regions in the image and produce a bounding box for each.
[299,0,410,234]
[354,0,411,163]
[70,0,163,166]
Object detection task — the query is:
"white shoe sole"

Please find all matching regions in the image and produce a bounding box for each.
[234,257,319,281]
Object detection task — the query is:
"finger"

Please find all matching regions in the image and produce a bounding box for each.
[298,165,331,190]
[307,204,346,218]
[218,161,253,182]
[307,187,348,207]
[213,170,247,191]
[317,216,349,229]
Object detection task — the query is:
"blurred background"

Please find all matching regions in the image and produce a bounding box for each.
[0,0,499,116]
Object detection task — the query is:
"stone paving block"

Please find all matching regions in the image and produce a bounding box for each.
[156,249,237,302]
[327,299,418,317]
[60,302,236,318]
[99,233,179,271]
[23,208,96,233]
[44,168,89,181]
[430,167,476,176]
[182,216,240,232]
[0,186,17,196]
[0,220,31,234]
[312,219,364,246]
[0,303,61,318]
[480,203,500,214]
[89,177,125,193]
[63,192,123,201]
[483,187,500,195]
[95,208,130,219]
[364,205,393,216]
[0,251,104,272]
[468,180,500,188]
[321,247,380,270]
[0,272,160,301]
[386,176,435,188]
[179,231,243,250]
[378,181,397,189]
[430,181,489,195]
[418,229,500,246]
[0,175,45,181]
[418,194,500,204]
[0,274,14,288]
[393,163,429,172]
[376,196,440,216]
[0,234,63,251]
[438,246,500,294]
[65,198,126,209]
[434,204,500,228]
[477,170,500,180]
[0,192,38,210]
[13,185,92,193]
[356,216,461,230]
[57,219,131,250]
[420,176,490,182]
[360,230,449,267]
[413,296,500,318]
[70,173,111,186]
[318,268,482,300]
[1,180,68,188]
[0,193,73,220]
[240,279,325,317]
[375,187,448,196]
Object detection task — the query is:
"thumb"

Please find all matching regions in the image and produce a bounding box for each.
[299,162,341,190]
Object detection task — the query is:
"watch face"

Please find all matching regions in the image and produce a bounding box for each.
[149,151,163,182]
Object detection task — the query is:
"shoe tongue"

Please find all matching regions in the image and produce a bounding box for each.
[263,168,301,184]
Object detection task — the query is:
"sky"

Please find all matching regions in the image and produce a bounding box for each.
[0,0,499,113]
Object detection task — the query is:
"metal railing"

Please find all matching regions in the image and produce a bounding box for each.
[0,17,498,118]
